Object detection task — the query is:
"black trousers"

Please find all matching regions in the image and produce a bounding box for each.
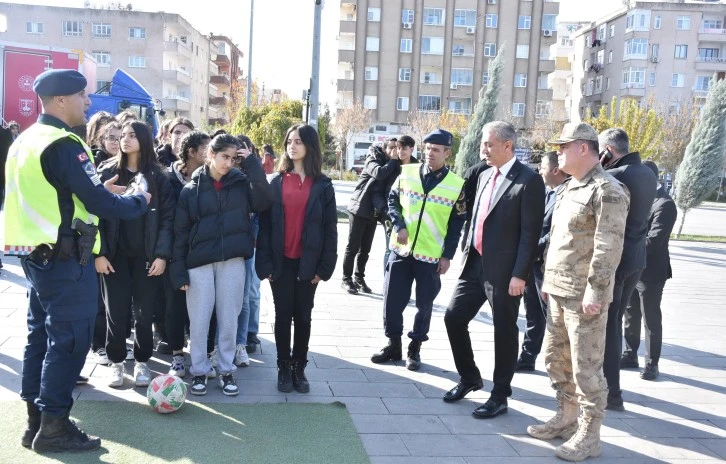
[163,271,189,352]
[623,279,666,366]
[102,252,161,364]
[603,267,643,399]
[92,275,107,351]
[271,258,318,361]
[520,263,547,363]
[342,213,378,279]
[444,250,522,401]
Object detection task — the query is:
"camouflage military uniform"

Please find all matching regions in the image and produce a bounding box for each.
[541,163,629,421]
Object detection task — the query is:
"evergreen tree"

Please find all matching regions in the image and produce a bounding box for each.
[674,77,726,236]
[454,45,505,175]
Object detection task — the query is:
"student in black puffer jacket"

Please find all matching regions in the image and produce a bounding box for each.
[256,124,338,395]
[171,134,272,397]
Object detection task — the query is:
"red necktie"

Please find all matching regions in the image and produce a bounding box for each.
[474,168,500,255]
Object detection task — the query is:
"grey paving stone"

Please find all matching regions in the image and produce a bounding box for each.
[286,396,389,414]
[399,433,519,457]
[351,414,449,434]
[622,418,726,439]
[330,381,425,398]
[360,434,410,456]
[370,458,466,464]
[695,438,726,459]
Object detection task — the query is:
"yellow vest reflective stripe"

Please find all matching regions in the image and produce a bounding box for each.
[390,164,464,263]
[3,123,100,256]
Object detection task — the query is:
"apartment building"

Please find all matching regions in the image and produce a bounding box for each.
[337,0,560,133]
[571,0,726,122]
[548,21,590,122]
[0,2,242,126]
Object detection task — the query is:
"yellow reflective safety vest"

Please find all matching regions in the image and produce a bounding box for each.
[3,123,100,256]
[390,164,464,263]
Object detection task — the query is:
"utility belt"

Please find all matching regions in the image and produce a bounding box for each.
[27,219,97,266]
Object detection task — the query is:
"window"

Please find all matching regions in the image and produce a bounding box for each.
[512,103,525,117]
[610,25,615,37]
[626,10,650,31]
[702,19,723,30]
[486,14,498,28]
[695,76,710,91]
[397,97,409,111]
[363,95,377,109]
[674,45,688,59]
[449,98,472,114]
[597,50,605,64]
[699,48,720,60]
[649,72,656,86]
[482,72,490,85]
[584,59,589,70]
[624,38,648,59]
[608,51,613,64]
[453,45,466,56]
[488,0,497,3]
[677,16,690,30]
[93,51,111,66]
[92,22,111,37]
[516,45,530,59]
[542,14,557,31]
[606,77,611,90]
[421,37,444,55]
[484,43,497,57]
[423,8,444,26]
[96,80,111,95]
[128,56,146,68]
[518,15,531,30]
[418,95,441,112]
[366,37,379,51]
[451,68,473,86]
[62,20,82,36]
[595,75,603,93]
[514,73,527,88]
[129,27,146,39]
[26,21,43,34]
[598,24,607,41]
[402,9,414,24]
[536,101,551,117]
[454,9,476,27]
[671,73,685,88]
[654,15,661,29]
[669,103,681,115]
[367,8,381,22]
[621,67,645,88]
[399,68,411,82]
[422,71,440,84]
[364,67,378,80]
[400,39,413,53]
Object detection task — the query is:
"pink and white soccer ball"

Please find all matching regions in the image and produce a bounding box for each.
[147,375,187,414]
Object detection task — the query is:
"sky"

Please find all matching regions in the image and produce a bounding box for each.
[7,0,625,106]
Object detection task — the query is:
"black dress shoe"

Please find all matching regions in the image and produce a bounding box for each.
[640,364,659,381]
[514,358,535,372]
[354,277,372,294]
[620,354,639,369]
[443,380,483,403]
[473,398,508,419]
[605,394,625,412]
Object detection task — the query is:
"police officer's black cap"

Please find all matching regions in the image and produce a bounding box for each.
[423,129,454,147]
[33,69,87,97]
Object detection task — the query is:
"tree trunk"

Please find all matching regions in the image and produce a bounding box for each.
[676,208,687,238]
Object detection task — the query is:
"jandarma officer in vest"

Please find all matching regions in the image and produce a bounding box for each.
[371,129,466,371]
[3,69,150,453]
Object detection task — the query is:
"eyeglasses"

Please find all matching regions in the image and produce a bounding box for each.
[104,136,120,143]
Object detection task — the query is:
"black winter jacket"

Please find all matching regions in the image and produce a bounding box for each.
[347,144,400,221]
[165,160,188,200]
[606,152,657,271]
[170,155,272,289]
[156,144,176,168]
[256,174,338,282]
[97,163,176,263]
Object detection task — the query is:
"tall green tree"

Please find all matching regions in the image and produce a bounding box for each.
[454,45,505,175]
[584,97,662,158]
[228,100,303,152]
[674,78,726,236]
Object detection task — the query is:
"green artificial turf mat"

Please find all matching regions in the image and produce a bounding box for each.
[0,400,369,464]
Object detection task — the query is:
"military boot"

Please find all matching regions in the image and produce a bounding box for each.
[291,359,310,393]
[555,416,602,462]
[32,412,101,453]
[527,391,579,440]
[405,340,422,371]
[370,338,402,363]
[277,360,294,393]
[21,401,41,448]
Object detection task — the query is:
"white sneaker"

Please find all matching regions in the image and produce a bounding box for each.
[109,362,124,388]
[134,362,152,387]
[234,344,250,367]
[208,347,219,368]
[169,354,186,377]
[94,348,110,366]
[126,347,134,361]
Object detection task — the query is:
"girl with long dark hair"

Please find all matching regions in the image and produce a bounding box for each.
[256,124,338,393]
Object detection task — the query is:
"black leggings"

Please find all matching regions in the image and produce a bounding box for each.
[271,258,318,361]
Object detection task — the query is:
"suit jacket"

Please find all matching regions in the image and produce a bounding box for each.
[640,187,677,282]
[461,158,546,286]
[460,160,491,249]
[535,185,561,262]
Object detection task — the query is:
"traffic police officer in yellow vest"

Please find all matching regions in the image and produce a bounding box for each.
[3,69,150,453]
[371,129,466,371]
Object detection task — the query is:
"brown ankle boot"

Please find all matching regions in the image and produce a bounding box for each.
[555,416,602,462]
[527,391,579,440]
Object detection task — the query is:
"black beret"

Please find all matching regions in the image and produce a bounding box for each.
[33,69,87,97]
[423,129,453,147]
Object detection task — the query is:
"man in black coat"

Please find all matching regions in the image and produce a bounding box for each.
[460,149,490,249]
[443,121,545,418]
[598,128,657,411]
[622,161,677,381]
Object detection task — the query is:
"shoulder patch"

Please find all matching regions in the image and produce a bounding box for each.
[77,153,89,163]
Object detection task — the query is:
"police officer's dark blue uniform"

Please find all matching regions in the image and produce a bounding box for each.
[15,69,149,452]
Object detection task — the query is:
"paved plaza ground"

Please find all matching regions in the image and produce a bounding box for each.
[1,219,725,462]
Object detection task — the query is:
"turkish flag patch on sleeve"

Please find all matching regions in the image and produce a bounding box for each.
[77,153,90,163]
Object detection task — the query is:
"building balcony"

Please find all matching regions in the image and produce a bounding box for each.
[696,56,726,71]
[699,28,726,42]
[210,75,231,87]
[620,84,645,97]
[339,20,356,34]
[208,117,229,126]
[539,59,555,73]
[163,40,192,60]
[163,69,191,86]
[209,96,228,106]
[337,79,354,91]
[623,53,648,62]
[338,49,355,63]
[162,96,191,112]
[537,88,554,101]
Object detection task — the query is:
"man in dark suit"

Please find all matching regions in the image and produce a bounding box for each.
[460,150,491,249]
[516,151,568,371]
[622,161,676,381]
[443,121,545,418]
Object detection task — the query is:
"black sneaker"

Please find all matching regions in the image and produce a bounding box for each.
[354,277,372,294]
[191,375,207,396]
[219,374,239,396]
[156,340,173,355]
[246,333,260,354]
[620,354,639,369]
[606,393,625,412]
[341,278,358,294]
[640,364,659,381]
